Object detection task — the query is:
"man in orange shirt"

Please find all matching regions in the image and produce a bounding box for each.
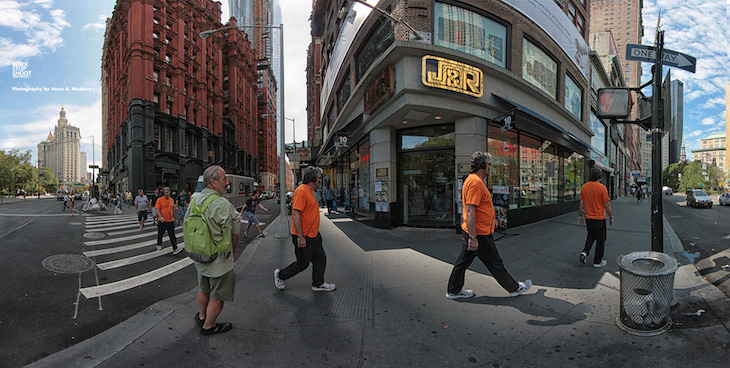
[274,167,336,292]
[578,167,614,267]
[446,152,531,299]
[155,187,182,255]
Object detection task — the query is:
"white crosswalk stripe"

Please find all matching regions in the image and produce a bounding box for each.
[80,258,193,298]
[81,215,191,299]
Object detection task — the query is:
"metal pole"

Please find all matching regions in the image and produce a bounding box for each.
[651,31,664,252]
[276,23,288,237]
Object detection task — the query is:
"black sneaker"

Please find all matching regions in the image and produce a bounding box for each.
[579,252,587,265]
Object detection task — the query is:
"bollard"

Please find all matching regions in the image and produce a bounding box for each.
[616,251,678,336]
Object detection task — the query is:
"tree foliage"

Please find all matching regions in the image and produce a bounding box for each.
[0,150,43,195]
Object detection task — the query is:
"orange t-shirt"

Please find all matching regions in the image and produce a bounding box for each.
[579,181,610,220]
[155,196,175,223]
[461,174,495,235]
[291,184,320,238]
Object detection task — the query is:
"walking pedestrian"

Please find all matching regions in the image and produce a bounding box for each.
[134,189,149,230]
[69,194,78,216]
[190,165,240,335]
[274,167,336,292]
[446,151,532,299]
[62,192,69,211]
[323,185,334,214]
[150,188,160,225]
[155,187,182,255]
[242,190,268,238]
[115,192,123,214]
[175,189,189,226]
[578,167,614,267]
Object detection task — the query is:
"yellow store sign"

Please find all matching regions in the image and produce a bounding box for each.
[421,55,483,97]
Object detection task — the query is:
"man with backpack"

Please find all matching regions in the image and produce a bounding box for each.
[185,165,240,335]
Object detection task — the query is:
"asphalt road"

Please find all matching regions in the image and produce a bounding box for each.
[0,196,281,367]
[663,193,730,298]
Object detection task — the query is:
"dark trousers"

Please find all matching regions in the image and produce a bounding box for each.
[325,199,333,213]
[447,231,519,294]
[157,221,178,249]
[279,233,326,287]
[582,219,606,264]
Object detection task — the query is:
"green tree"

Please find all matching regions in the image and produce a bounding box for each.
[678,160,723,192]
[0,150,33,195]
[662,163,681,189]
[39,167,59,193]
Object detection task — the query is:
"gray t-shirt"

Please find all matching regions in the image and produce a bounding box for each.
[134,195,149,211]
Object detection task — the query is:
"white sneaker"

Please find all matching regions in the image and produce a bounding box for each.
[274,269,285,290]
[172,247,183,255]
[156,245,162,251]
[593,260,607,268]
[445,289,475,299]
[579,252,587,264]
[509,279,532,297]
[312,282,336,292]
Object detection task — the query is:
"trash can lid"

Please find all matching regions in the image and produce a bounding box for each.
[617,251,679,276]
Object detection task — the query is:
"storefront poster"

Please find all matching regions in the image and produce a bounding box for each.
[492,185,509,230]
[375,179,389,212]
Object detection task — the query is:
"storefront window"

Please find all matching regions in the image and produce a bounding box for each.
[522,39,558,98]
[433,2,507,68]
[355,18,394,81]
[519,134,544,208]
[590,112,606,154]
[564,74,583,120]
[487,125,518,209]
[400,124,455,150]
[564,152,585,200]
[543,144,559,204]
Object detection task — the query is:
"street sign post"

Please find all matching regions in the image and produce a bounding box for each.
[625,44,697,73]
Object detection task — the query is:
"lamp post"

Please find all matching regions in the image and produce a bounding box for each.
[201,23,287,237]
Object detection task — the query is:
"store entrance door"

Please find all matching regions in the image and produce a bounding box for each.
[398,149,454,227]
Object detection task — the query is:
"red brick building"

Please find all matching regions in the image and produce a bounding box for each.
[257,59,278,191]
[102,0,258,193]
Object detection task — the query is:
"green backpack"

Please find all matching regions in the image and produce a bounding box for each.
[183,193,232,263]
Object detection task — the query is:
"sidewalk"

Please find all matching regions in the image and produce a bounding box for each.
[29,196,729,367]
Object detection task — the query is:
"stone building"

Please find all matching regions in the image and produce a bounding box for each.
[308,0,598,228]
[37,107,84,192]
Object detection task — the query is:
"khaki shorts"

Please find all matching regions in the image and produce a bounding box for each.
[197,270,235,302]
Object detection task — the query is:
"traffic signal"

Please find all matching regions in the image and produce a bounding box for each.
[596,88,631,119]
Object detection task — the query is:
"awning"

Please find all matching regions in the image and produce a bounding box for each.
[494,95,598,157]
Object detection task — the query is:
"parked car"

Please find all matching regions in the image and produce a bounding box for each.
[56,190,66,201]
[73,193,83,200]
[685,189,712,208]
[718,192,730,206]
[662,186,673,195]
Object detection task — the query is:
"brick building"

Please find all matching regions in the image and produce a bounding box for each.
[589,0,644,87]
[102,0,259,194]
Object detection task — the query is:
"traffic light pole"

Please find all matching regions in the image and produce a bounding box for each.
[651,30,664,252]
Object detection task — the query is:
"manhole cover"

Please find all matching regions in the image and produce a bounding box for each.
[42,254,95,274]
[69,222,82,226]
[84,232,106,239]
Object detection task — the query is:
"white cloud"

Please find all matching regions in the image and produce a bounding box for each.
[701,96,724,109]
[700,118,715,126]
[0,0,69,68]
[82,14,107,32]
[685,130,705,138]
[0,100,103,168]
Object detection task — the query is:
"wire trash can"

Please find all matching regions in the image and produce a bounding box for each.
[616,251,678,336]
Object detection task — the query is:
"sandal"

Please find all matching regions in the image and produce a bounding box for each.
[199,322,233,335]
[194,312,205,328]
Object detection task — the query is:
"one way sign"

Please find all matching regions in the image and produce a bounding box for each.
[625,44,696,73]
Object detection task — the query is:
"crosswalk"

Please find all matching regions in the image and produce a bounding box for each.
[80,214,191,299]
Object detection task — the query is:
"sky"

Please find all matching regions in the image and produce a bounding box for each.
[0,0,726,173]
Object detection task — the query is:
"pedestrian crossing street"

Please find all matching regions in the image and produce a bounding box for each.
[79,214,191,299]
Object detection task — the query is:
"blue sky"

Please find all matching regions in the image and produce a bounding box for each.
[0,0,726,172]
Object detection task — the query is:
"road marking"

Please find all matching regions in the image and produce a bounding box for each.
[85,217,139,226]
[80,258,193,298]
[84,229,182,246]
[85,214,137,222]
[0,213,81,217]
[85,222,147,233]
[106,226,160,236]
[84,238,175,256]
[95,245,184,270]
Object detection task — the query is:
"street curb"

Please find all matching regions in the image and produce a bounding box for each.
[664,217,730,332]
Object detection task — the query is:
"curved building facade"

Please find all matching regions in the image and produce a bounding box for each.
[310,0,596,228]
